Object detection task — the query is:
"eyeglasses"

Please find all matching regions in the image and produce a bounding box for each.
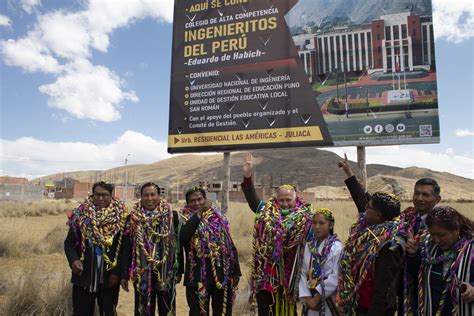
[93,193,111,199]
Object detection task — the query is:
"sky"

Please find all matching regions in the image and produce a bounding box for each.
[0,0,473,180]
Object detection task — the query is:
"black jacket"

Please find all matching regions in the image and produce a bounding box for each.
[344,175,405,316]
[64,226,121,289]
[180,212,241,288]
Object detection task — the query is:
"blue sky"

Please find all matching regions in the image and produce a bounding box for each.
[0,0,473,179]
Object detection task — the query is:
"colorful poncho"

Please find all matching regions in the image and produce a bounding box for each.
[180,206,238,316]
[399,206,430,315]
[336,215,403,313]
[249,197,312,313]
[129,200,178,314]
[400,207,427,240]
[307,234,340,291]
[67,196,127,270]
[418,233,474,316]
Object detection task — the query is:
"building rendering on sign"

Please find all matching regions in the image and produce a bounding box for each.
[169,0,439,149]
[295,12,435,79]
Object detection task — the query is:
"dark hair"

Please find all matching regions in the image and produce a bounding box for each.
[185,187,206,203]
[415,178,441,197]
[92,181,114,195]
[369,191,401,221]
[140,182,160,196]
[426,205,473,239]
[313,208,335,235]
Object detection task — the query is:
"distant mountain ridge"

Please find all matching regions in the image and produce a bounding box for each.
[286,0,432,29]
[34,148,474,201]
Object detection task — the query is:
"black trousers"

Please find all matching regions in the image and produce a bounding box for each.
[356,305,397,316]
[397,283,419,316]
[256,289,297,316]
[72,284,119,316]
[185,284,233,316]
[134,286,175,316]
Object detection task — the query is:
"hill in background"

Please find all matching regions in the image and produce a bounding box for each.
[34,148,474,201]
[286,0,432,29]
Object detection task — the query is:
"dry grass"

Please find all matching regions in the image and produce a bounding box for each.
[1,270,73,316]
[0,200,76,218]
[0,199,472,315]
[0,215,67,258]
[0,224,67,258]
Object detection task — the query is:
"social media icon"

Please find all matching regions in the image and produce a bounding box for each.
[385,124,394,133]
[396,123,406,132]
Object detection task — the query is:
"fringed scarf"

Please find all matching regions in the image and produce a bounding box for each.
[418,234,473,316]
[336,215,403,313]
[67,196,127,270]
[129,200,178,315]
[180,206,238,316]
[249,197,312,314]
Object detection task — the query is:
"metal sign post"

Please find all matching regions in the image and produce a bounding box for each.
[357,146,367,192]
[221,152,231,213]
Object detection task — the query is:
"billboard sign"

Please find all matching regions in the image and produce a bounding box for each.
[168,0,439,153]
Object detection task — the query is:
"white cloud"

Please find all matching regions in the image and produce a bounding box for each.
[433,0,474,43]
[0,15,12,29]
[455,129,474,137]
[1,35,61,74]
[3,0,174,64]
[21,0,41,14]
[0,131,170,179]
[0,0,174,122]
[38,11,92,59]
[85,0,173,52]
[38,59,138,122]
[321,146,474,179]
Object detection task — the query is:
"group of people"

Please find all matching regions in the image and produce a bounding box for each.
[65,179,240,316]
[64,153,474,316]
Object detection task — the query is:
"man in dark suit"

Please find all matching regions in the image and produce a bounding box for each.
[180,187,241,316]
[119,182,183,316]
[64,181,127,316]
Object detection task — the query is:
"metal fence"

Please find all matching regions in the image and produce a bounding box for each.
[0,184,44,201]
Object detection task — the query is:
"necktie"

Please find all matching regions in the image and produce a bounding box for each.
[413,215,422,235]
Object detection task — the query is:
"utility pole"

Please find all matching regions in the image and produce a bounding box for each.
[357,147,367,191]
[221,152,231,213]
[124,154,131,202]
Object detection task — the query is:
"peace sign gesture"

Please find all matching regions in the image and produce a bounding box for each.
[405,230,419,255]
[338,153,353,178]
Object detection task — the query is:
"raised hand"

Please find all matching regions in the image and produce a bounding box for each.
[201,199,212,212]
[197,199,212,218]
[406,231,419,255]
[243,153,254,178]
[338,153,353,178]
